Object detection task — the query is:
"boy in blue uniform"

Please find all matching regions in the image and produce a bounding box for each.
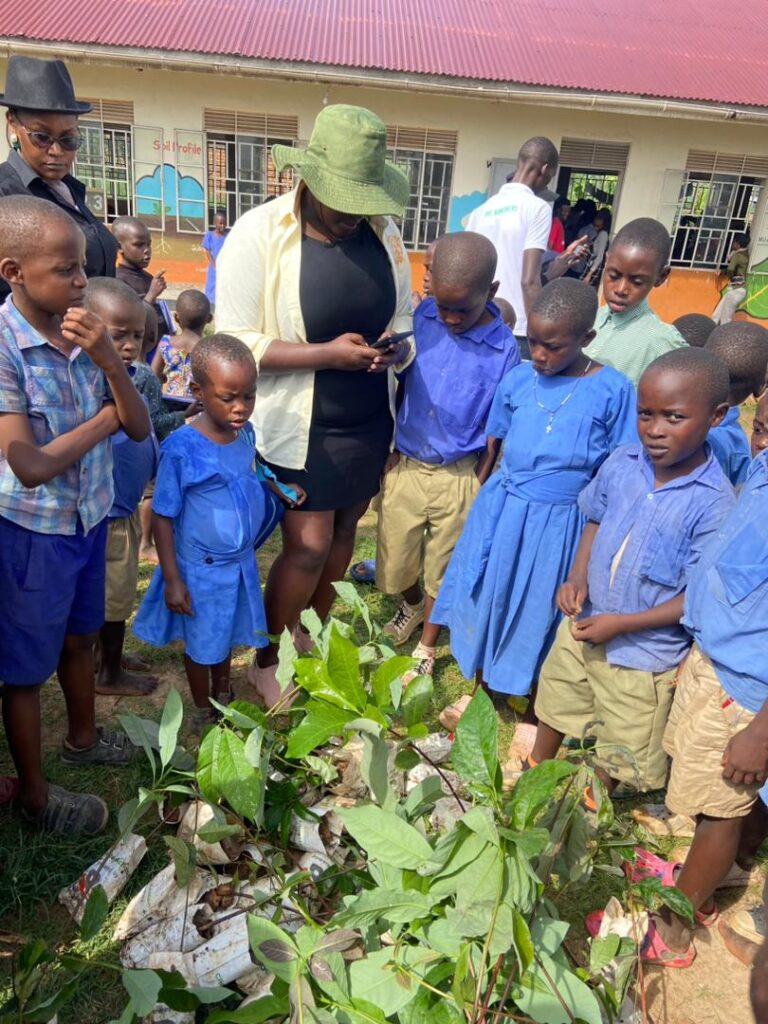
[614,447,768,967]
[705,320,768,485]
[0,195,150,834]
[532,348,734,797]
[85,279,159,697]
[376,232,519,677]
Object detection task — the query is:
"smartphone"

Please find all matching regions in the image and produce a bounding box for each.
[366,329,413,349]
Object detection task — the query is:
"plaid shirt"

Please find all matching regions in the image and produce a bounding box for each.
[0,297,113,534]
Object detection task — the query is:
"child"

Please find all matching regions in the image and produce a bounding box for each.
[411,238,437,309]
[713,232,750,325]
[151,289,211,397]
[705,322,768,485]
[202,209,229,306]
[495,297,517,331]
[585,218,686,384]
[133,334,303,726]
[0,195,150,833]
[112,216,172,340]
[376,232,519,678]
[673,312,715,349]
[84,279,160,697]
[753,384,768,458]
[531,348,734,798]
[432,279,636,744]
[590,447,768,968]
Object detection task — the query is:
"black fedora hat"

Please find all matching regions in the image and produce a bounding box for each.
[0,56,92,114]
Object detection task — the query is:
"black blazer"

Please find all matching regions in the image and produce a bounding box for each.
[0,150,119,298]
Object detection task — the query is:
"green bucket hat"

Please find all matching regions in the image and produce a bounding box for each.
[272,105,410,218]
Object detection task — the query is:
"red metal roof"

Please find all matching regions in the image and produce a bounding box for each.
[2,0,767,109]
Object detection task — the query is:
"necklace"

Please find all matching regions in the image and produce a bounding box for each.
[532,360,593,433]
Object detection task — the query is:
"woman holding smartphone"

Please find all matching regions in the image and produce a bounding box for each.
[216,104,414,706]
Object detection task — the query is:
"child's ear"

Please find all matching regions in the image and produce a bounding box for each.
[0,256,22,285]
[189,380,202,401]
[174,312,181,325]
[709,401,730,429]
[655,264,671,287]
[583,328,597,346]
[488,280,499,301]
[206,313,213,325]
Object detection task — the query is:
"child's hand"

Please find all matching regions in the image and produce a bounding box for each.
[370,338,409,373]
[145,270,167,303]
[164,578,193,616]
[61,308,120,371]
[284,483,307,507]
[570,613,622,645]
[721,721,768,786]
[557,578,587,617]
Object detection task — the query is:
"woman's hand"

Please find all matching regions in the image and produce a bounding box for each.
[324,333,378,371]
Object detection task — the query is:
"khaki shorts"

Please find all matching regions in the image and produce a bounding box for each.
[535,617,676,790]
[375,454,480,599]
[663,643,759,819]
[105,509,141,622]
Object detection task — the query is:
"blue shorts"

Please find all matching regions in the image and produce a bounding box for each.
[0,515,107,686]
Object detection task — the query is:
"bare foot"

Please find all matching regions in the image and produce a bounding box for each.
[96,668,159,696]
[122,652,152,673]
[139,544,159,565]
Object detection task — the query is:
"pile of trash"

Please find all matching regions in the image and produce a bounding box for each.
[57,733,458,1023]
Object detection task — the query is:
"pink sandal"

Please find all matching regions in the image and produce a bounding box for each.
[0,776,19,806]
[623,847,718,927]
[586,910,695,968]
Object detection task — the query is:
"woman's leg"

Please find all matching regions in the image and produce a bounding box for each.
[308,499,371,621]
[257,509,335,668]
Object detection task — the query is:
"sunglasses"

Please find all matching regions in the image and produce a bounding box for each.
[17,121,83,152]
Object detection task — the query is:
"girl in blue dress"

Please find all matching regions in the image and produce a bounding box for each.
[134,334,304,727]
[432,280,636,744]
[201,210,229,305]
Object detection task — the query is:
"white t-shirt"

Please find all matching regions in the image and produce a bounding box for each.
[466,182,552,337]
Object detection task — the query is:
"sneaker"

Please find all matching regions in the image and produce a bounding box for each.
[24,784,109,836]
[402,643,435,685]
[383,599,425,646]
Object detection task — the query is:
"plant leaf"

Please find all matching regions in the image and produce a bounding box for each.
[305,754,338,783]
[589,934,620,975]
[401,675,433,728]
[394,748,421,772]
[517,950,602,1024]
[244,726,264,769]
[333,581,373,634]
[451,689,498,790]
[164,836,196,887]
[158,686,183,770]
[360,734,394,808]
[512,910,535,974]
[335,888,435,926]
[286,700,355,758]
[122,968,163,1016]
[206,997,289,1024]
[507,759,578,831]
[371,656,417,708]
[348,948,418,1016]
[196,724,222,803]
[247,914,300,983]
[218,730,264,822]
[276,626,298,692]
[338,804,435,870]
[80,884,109,941]
[196,821,243,843]
[461,805,499,846]
[326,623,367,711]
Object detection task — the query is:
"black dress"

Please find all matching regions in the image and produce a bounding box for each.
[265,221,396,512]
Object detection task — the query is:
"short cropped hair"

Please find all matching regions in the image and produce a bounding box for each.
[112,216,149,244]
[0,194,81,262]
[518,136,559,170]
[175,289,211,331]
[612,217,672,268]
[84,276,145,315]
[733,232,749,249]
[190,332,256,386]
[530,278,598,337]
[706,321,768,399]
[431,232,497,295]
[642,347,729,409]
[673,313,715,348]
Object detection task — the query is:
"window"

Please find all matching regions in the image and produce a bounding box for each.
[556,138,630,216]
[204,110,297,225]
[387,126,456,249]
[667,151,768,269]
[75,99,135,221]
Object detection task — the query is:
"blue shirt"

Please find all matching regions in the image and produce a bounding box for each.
[707,406,751,487]
[0,296,113,534]
[683,451,768,712]
[395,299,519,464]
[579,444,735,672]
[109,426,158,519]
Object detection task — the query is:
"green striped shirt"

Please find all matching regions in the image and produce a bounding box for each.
[585,300,686,385]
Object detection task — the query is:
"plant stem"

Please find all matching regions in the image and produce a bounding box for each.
[477,954,505,1024]
[534,954,576,1023]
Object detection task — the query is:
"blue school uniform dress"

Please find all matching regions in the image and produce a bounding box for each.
[202,229,229,304]
[707,406,751,487]
[432,363,636,694]
[133,424,269,664]
[683,450,768,714]
[579,443,735,671]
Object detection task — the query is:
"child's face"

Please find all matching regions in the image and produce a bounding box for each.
[118,225,152,269]
[191,359,257,431]
[602,242,668,314]
[432,280,490,334]
[637,369,726,473]
[422,242,437,297]
[752,392,768,458]
[2,224,87,315]
[93,297,146,366]
[213,213,227,233]
[527,313,594,376]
